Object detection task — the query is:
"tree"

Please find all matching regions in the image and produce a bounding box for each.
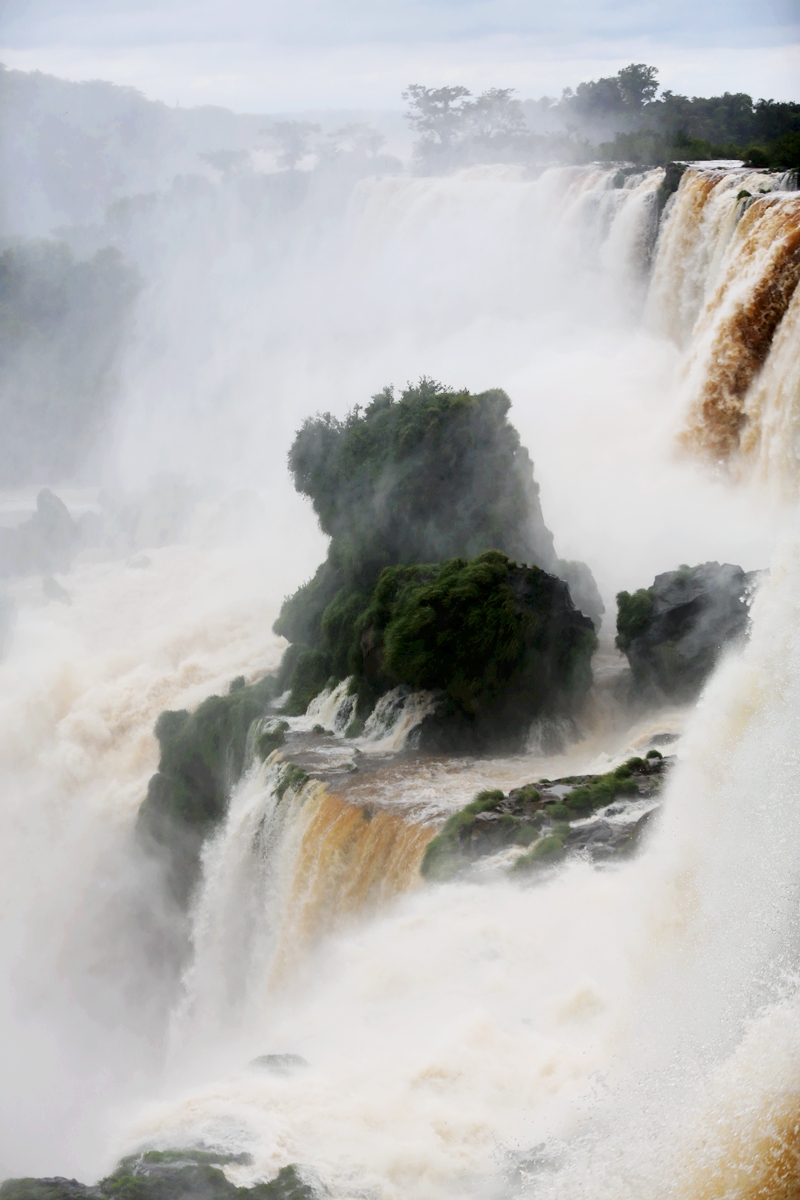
[402,84,472,150]
[259,120,321,169]
[463,88,526,144]
[617,64,659,110]
[326,122,386,158]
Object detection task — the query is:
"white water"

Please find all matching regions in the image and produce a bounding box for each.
[1,162,799,1196]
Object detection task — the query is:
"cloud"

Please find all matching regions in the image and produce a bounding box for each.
[1,0,797,108]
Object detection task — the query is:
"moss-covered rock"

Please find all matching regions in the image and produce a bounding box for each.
[421,755,670,881]
[615,562,761,701]
[273,379,602,725]
[356,551,596,749]
[0,1152,319,1200]
[137,675,277,905]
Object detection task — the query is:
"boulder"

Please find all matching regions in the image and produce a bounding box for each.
[616,562,761,701]
[0,1153,321,1200]
[421,753,669,881]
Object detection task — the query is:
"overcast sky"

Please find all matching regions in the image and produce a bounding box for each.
[1,0,798,111]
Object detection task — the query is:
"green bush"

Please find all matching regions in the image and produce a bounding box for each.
[512,834,566,872]
[421,789,506,881]
[275,763,308,801]
[272,378,566,715]
[616,587,654,652]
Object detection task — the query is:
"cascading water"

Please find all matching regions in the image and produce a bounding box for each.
[1,160,799,1197]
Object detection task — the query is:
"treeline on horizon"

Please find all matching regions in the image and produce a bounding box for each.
[405,64,800,171]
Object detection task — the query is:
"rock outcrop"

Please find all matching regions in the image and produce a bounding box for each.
[421,752,670,881]
[615,562,761,701]
[0,489,78,578]
[274,380,601,736]
[0,1151,319,1200]
[358,552,596,750]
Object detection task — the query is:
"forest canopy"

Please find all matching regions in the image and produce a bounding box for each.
[404,65,800,170]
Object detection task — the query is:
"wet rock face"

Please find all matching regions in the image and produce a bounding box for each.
[421,753,671,881]
[616,562,761,701]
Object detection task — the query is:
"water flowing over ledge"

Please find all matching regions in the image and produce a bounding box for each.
[2,157,800,1199]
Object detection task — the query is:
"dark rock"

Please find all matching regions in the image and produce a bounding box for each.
[616,562,761,702]
[656,161,688,216]
[421,755,671,881]
[556,558,605,628]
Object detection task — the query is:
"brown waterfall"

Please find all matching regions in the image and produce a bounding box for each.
[676,1091,800,1200]
[679,194,800,462]
[269,781,435,980]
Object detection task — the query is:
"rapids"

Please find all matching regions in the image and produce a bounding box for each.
[1,161,799,1198]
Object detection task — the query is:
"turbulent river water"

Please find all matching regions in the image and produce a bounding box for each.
[1,162,799,1198]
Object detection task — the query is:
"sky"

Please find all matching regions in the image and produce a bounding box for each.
[0,0,798,112]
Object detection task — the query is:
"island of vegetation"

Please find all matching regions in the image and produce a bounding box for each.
[421,751,670,882]
[274,378,599,747]
[136,379,600,902]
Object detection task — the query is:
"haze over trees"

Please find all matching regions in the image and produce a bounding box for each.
[405,65,800,170]
[0,239,139,484]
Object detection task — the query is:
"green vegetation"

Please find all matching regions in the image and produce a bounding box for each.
[615,588,654,652]
[559,765,639,816]
[274,763,308,801]
[274,380,597,740]
[137,674,277,904]
[358,552,595,730]
[404,63,800,170]
[512,834,566,872]
[423,757,661,881]
[276,379,557,655]
[0,1151,318,1200]
[421,790,524,882]
[0,239,140,485]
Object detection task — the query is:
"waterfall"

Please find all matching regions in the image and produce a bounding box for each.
[646,164,800,478]
[2,158,800,1197]
[170,753,432,1056]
